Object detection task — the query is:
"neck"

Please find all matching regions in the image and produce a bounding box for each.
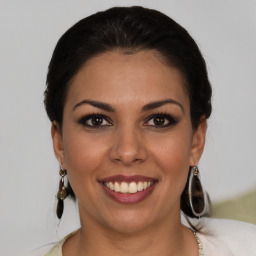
[63,211,198,256]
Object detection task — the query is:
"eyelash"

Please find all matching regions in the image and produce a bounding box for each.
[78,113,113,128]
[78,113,178,128]
[144,113,178,128]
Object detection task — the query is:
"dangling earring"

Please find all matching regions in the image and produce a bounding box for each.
[56,166,68,219]
[188,166,207,218]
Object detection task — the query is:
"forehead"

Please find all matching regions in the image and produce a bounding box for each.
[65,50,189,110]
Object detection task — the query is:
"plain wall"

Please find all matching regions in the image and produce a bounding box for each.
[0,0,255,255]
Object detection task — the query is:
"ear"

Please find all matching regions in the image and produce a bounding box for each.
[189,118,207,166]
[51,121,65,166]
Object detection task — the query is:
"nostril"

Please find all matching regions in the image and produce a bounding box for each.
[110,150,147,165]
[108,131,148,165]
[113,156,143,165]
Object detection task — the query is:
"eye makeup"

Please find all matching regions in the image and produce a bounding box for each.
[78,113,113,128]
[77,111,179,130]
[144,112,179,128]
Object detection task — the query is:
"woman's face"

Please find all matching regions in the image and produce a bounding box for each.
[52,50,206,233]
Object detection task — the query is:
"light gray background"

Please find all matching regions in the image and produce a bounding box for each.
[0,0,255,255]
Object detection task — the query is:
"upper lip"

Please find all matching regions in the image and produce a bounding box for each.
[99,175,157,183]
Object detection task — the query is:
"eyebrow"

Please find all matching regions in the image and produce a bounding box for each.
[142,99,184,113]
[73,100,115,112]
[72,98,184,113]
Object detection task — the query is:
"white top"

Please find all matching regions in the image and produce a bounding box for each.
[28,218,256,256]
[195,218,256,256]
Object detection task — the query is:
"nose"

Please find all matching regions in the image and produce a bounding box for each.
[109,126,148,166]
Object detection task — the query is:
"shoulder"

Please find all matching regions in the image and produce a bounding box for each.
[44,239,64,256]
[197,218,256,256]
[21,239,64,256]
[26,230,78,256]
[20,240,64,256]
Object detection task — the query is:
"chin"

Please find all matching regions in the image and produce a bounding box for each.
[102,210,153,234]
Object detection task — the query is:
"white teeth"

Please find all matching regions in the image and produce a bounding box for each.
[120,182,129,193]
[137,182,143,191]
[104,181,154,194]
[104,182,109,188]
[114,182,120,192]
[109,182,114,191]
[128,182,137,193]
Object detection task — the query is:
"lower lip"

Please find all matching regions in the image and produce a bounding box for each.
[101,183,157,204]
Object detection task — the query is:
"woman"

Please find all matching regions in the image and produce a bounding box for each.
[42,6,256,256]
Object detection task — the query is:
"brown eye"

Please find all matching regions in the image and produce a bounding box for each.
[91,116,103,126]
[145,114,178,128]
[153,116,166,126]
[79,114,112,127]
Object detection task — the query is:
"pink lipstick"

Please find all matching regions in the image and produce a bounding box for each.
[99,175,158,204]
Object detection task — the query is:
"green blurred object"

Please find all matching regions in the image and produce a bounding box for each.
[212,189,256,224]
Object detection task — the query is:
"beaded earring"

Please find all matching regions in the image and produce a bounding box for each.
[56,166,68,219]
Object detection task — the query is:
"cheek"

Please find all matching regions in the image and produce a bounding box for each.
[62,130,109,193]
[149,130,192,186]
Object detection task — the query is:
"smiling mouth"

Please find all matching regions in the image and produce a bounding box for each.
[104,181,154,194]
[99,175,158,204]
